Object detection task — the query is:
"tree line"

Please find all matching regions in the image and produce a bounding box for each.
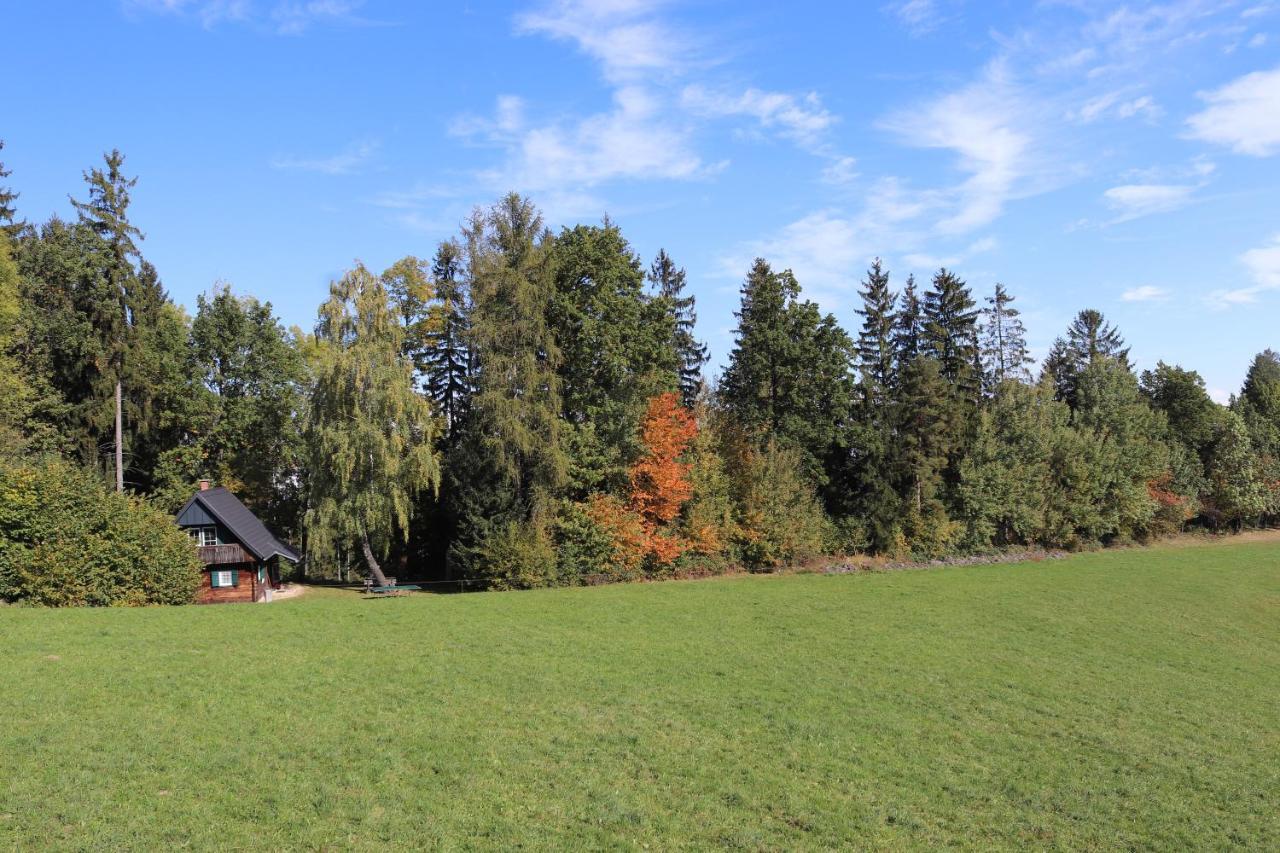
[1,146,1278,600]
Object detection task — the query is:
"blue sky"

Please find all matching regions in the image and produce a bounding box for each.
[6,1,1279,400]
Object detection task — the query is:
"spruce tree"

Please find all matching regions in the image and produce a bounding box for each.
[648,249,708,407]
[720,258,796,436]
[0,140,20,237]
[69,150,143,492]
[305,264,440,584]
[922,268,981,395]
[424,239,472,440]
[1043,309,1130,407]
[892,273,923,371]
[980,283,1031,391]
[855,258,896,399]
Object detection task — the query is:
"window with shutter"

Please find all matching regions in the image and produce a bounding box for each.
[212,570,232,588]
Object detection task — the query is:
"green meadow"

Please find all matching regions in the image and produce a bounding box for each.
[2,537,1278,849]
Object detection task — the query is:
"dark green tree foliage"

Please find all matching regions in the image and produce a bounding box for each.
[719,259,853,485]
[980,283,1031,390]
[855,258,896,399]
[548,220,679,494]
[170,286,307,531]
[448,195,567,584]
[306,264,440,584]
[923,268,981,395]
[1044,309,1130,407]
[1236,350,1280,521]
[1140,362,1222,462]
[425,240,472,440]
[892,273,923,370]
[0,455,202,606]
[648,249,708,407]
[0,140,21,236]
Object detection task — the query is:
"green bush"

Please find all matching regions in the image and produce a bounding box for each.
[0,457,201,606]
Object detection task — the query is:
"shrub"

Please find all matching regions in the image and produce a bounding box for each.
[730,440,832,571]
[0,456,202,606]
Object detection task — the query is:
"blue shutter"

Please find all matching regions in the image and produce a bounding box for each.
[230,569,239,587]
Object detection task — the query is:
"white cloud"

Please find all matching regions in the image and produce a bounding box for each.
[1102,183,1197,221]
[1121,285,1168,302]
[1186,66,1280,156]
[717,210,873,307]
[454,89,709,191]
[1207,233,1280,307]
[878,62,1038,234]
[1249,32,1268,47]
[515,0,690,83]
[271,138,379,174]
[680,85,835,149]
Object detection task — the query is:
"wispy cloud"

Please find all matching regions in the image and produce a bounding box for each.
[878,61,1040,234]
[124,0,380,34]
[680,86,836,150]
[1072,90,1162,123]
[271,138,379,174]
[1121,284,1168,302]
[514,0,692,84]
[1186,65,1280,156]
[1102,182,1198,222]
[1208,233,1280,307]
[886,0,944,36]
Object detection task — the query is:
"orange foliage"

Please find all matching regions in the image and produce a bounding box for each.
[630,392,698,528]
[593,393,700,570]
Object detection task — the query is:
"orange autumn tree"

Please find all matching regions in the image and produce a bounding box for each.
[589,391,698,570]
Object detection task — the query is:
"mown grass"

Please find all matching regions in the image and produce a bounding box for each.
[2,538,1278,849]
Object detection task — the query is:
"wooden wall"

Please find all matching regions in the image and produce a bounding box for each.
[196,565,260,604]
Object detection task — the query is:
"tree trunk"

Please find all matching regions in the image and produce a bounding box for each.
[361,532,390,586]
[114,380,124,493]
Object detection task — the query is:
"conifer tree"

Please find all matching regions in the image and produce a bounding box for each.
[720,258,796,436]
[923,268,981,395]
[1043,309,1130,407]
[70,150,143,492]
[448,195,567,582]
[980,283,1031,390]
[425,239,472,439]
[855,258,896,399]
[0,140,21,237]
[892,273,923,371]
[305,264,440,584]
[649,249,708,407]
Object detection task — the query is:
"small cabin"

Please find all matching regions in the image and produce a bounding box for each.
[176,481,300,604]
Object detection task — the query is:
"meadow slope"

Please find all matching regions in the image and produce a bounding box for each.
[2,538,1278,849]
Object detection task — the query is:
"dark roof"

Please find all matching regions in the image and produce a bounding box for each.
[175,487,300,563]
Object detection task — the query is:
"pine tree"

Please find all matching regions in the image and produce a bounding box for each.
[69,150,143,492]
[648,249,708,407]
[424,239,471,440]
[0,140,21,237]
[855,258,896,399]
[1043,309,1130,407]
[980,283,1031,391]
[305,264,441,584]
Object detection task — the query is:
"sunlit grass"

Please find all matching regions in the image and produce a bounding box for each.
[2,538,1278,848]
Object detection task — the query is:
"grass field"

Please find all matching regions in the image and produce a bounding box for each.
[2,538,1279,849]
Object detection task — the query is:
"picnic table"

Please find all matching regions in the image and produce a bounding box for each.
[362,577,421,596]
